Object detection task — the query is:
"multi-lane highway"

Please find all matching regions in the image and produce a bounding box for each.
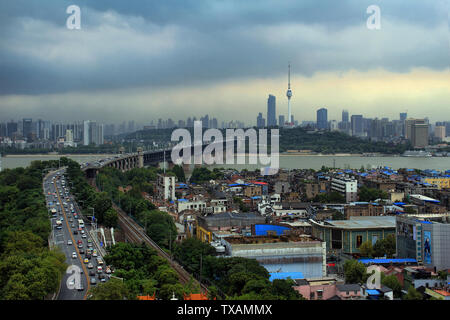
[44,168,110,300]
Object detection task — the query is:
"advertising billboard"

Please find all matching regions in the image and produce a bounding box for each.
[423,231,432,264]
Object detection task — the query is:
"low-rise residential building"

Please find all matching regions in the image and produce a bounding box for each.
[221,234,326,279]
[310,216,396,255]
[345,202,384,219]
[331,177,358,203]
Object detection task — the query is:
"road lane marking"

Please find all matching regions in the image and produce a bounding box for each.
[55,176,91,299]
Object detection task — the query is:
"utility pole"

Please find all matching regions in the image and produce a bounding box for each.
[199,254,202,285]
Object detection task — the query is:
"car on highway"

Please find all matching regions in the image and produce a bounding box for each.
[78,243,83,248]
[73,230,78,235]
[77,284,84,291]
[72,252,77,259]
[87,263,94,269]
[67,240,73,245]
[90,278,97,285]
[79,249,85,254]
[89,270,95,276]
[82,234,87,239]
[84,258,89,264]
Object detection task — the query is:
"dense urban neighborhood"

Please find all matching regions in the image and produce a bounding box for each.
[4,154,448,300]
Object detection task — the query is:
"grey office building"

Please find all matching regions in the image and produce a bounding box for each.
[22,118,33,140]
[279,115,285,128]
[267,94,277,126]
[316,108,328,130]
[396,215,450,271]
[342,110,349,123]
[351,115,363,137]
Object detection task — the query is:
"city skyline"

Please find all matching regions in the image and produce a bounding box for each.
[0,1,448,123]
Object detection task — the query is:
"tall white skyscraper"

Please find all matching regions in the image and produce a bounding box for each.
[83,120,90,146]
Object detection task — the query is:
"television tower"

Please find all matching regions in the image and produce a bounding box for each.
[286,63,293,125]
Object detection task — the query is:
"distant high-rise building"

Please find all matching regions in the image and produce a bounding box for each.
[351,115,363,136]
[0,123,6,137]
[330,120,338,131]
[6,121,18,138]
[201,115,209,128]
[211,118,218,129]
[342,110,349,123]
[400,113,407,122]
[83,120,90,146]
[405,119,428,148]
[316,108,328,130]
[22,118,33,141]
[90,122,104,145]
[267,94,277,126]
[65,129,73,143]
[279,115,285,127]
[435,126,446,141]
[257,113,265,128]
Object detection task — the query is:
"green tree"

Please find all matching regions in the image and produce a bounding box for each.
[343,260,367,284]
[381,274,402,298]
[404,286,422,300]
[173,238,216,274]
[373,234,396,258]
[359,241,374,258]
[88,278,129,300]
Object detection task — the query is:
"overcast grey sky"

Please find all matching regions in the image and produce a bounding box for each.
[0,0,449,124]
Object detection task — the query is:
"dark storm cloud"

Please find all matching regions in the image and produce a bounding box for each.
[0,0,448,95]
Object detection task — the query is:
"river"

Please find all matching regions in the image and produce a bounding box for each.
[1,153,449,171]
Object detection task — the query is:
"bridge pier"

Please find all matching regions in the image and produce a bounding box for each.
[137,147,144,168]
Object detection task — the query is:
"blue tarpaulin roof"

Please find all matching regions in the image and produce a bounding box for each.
[358,258,417,264]
[366,289,381,295]
[269,272,304,281]
[177,199,188,202]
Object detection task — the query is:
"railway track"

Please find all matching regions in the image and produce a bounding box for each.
[113,202,201,287]
[88,178,207,290]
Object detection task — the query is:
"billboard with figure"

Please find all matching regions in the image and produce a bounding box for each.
[423,231,432,264]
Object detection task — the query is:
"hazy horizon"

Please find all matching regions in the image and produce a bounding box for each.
[0,0,449,124]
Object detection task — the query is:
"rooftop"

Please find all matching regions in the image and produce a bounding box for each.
[269,272,304,281]
[224,234,320,245]
[319,216,396,230]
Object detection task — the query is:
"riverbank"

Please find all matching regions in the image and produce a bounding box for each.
[2,153,115,158]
